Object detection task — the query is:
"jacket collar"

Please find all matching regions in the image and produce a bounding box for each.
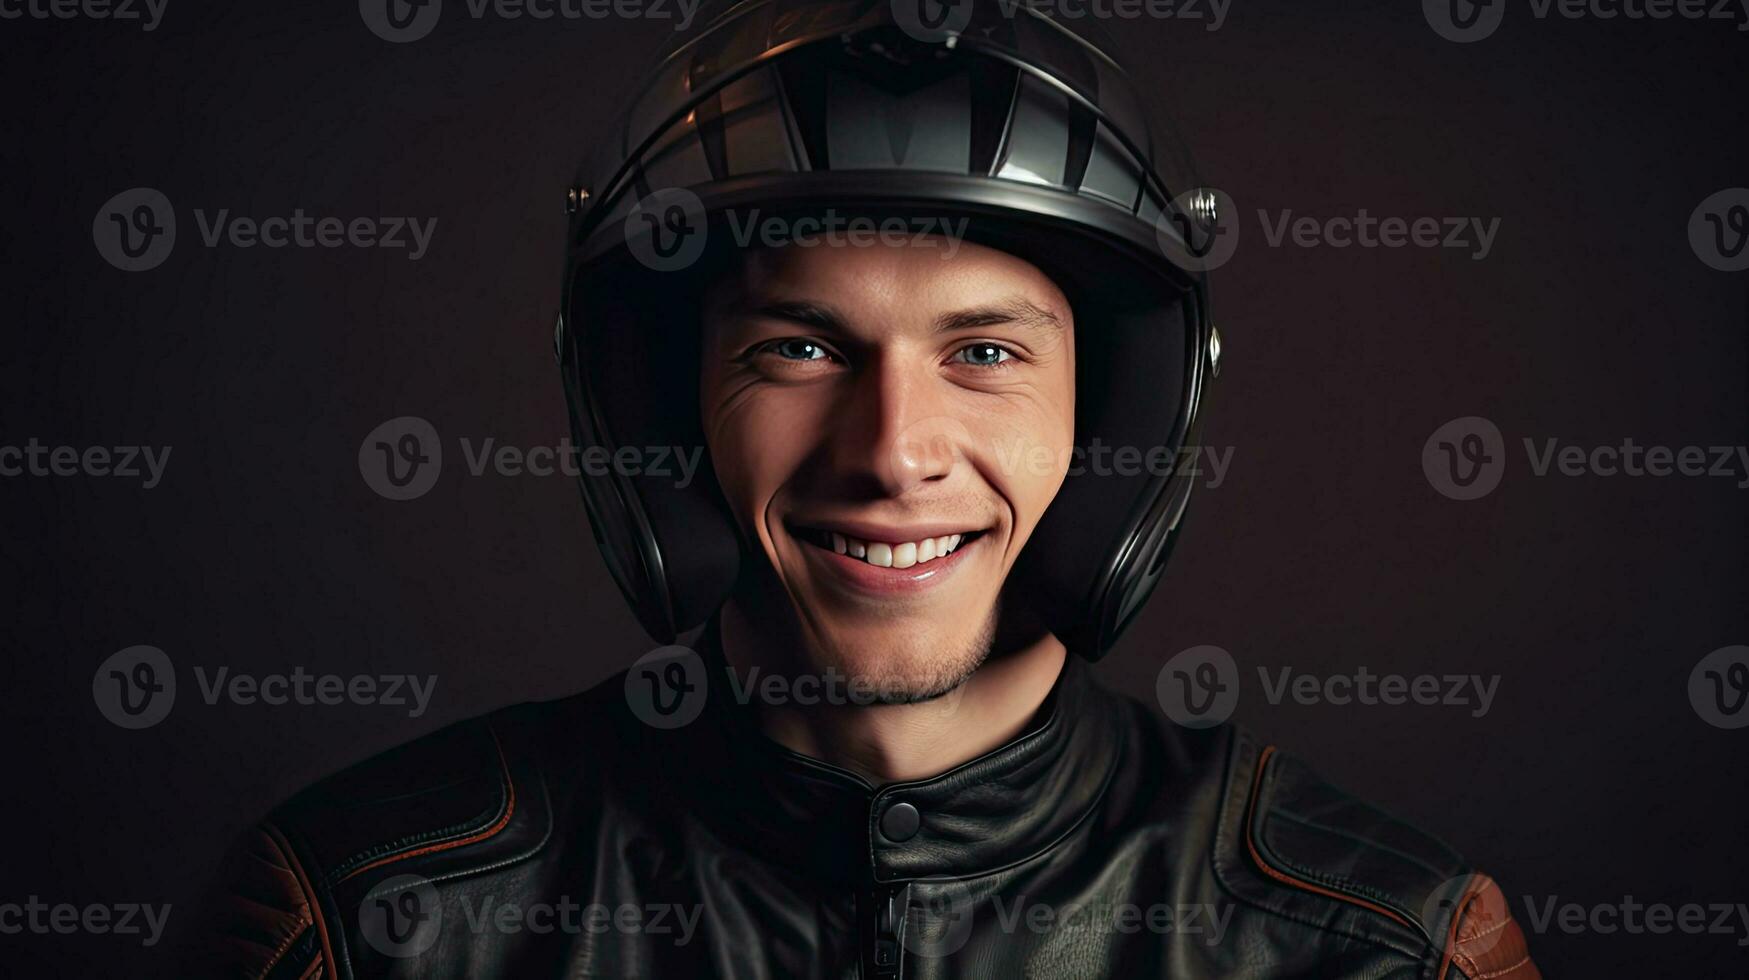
[688,621,1127,886]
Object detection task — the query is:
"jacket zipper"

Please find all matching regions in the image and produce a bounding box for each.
[864,882,911,978]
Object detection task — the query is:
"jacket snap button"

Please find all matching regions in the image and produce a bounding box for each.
[880,801,920,842]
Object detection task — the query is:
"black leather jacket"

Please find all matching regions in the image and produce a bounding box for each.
[206,639,1538,979]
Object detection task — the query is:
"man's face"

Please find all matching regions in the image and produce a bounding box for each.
[700,236,1075,700]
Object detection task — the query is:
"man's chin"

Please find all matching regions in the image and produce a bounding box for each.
[800,622,993,707]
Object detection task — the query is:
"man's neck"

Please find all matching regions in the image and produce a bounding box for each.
[718,607,1068,785]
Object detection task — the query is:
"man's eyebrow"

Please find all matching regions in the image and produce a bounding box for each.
[721,297,1063,334]
[732,299,847,332]
[934,298,1063,333]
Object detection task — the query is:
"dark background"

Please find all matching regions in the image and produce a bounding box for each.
[3,0,1746,975]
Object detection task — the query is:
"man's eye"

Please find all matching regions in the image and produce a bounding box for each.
[766,339,831,362]
[954,343,1013,367]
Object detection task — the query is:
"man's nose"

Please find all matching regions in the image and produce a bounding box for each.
[826,357,964,496]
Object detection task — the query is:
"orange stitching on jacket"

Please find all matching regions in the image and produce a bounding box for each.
[1243,745,1415,932]
[337,725,517,883]
[265,822,337,978]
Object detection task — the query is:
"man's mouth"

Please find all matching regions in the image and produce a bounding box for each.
[793,527,986,569]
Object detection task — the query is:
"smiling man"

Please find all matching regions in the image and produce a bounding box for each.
[205,1,1538,977]
[697,240,1077,782]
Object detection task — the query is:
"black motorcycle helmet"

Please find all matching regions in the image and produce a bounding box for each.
[557,0,1222,660]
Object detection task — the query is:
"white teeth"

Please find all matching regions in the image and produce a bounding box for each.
[815,530,975,568]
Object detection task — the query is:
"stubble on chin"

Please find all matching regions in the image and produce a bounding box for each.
[806,602,999,705]
[729,563,1002,705]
